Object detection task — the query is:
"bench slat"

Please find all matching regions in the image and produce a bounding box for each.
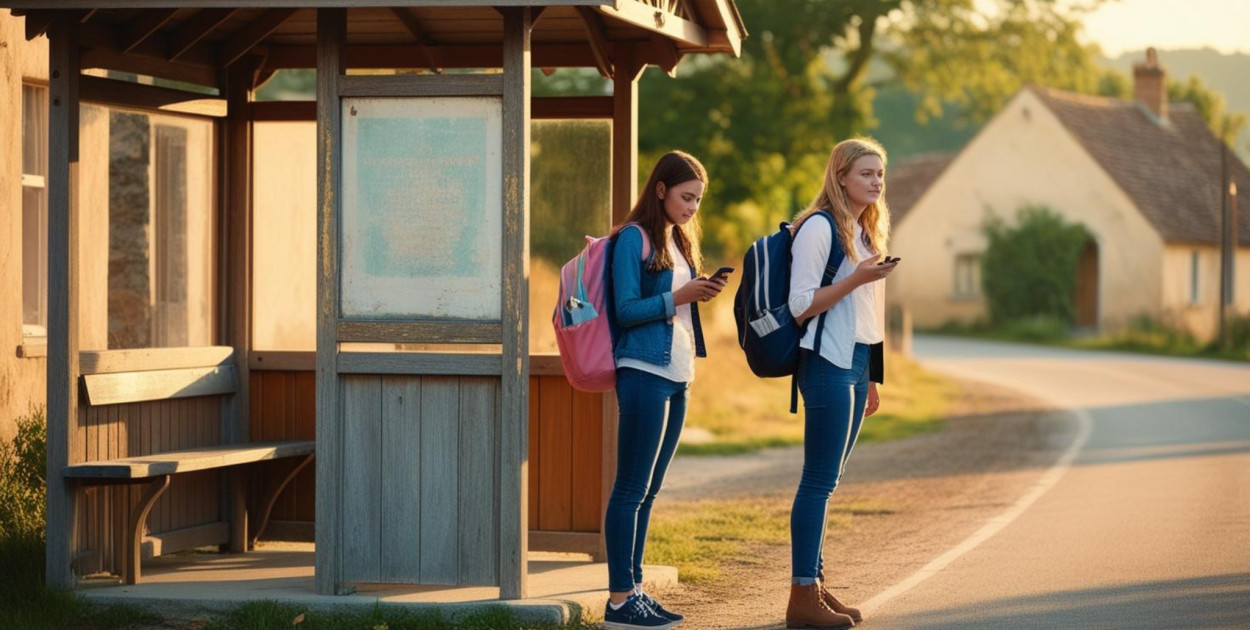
[65,440,315,479]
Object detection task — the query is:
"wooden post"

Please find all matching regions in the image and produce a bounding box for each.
[500,6,532,600]
[222,58,255,553]
[601,41,645,563]
[46,14,82,589]
[611,43,642,225]
[314,7,346,596]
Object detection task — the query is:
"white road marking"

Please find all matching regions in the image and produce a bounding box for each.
[858,406,1092,617]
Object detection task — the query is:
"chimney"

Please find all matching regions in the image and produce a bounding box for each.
[1133,47,1168,121]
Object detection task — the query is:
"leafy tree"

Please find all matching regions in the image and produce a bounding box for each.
[980,206,1089,324]
[639,0,1109,259]
[1168,74,1248,145]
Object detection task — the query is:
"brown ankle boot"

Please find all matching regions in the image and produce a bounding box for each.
[786,583,856,629]
[817,580,863,623]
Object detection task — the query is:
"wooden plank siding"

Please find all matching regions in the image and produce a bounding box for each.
[248,367,604,559]
[71,396,224,580]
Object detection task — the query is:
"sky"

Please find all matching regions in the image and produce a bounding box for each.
[1079,0,1250,55]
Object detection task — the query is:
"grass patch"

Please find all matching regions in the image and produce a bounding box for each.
[682,297,960,455]
[645,497,888,584]
[208,601,596,630]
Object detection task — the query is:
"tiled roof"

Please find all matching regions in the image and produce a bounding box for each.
[1031,86,1250,245]
[886,152,955,226]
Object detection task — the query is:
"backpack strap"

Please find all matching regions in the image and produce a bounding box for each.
[622,222,654,264]
[791,210,847,414]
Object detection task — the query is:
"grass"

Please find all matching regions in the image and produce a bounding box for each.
[645,496,891,584]
[680,286,961,455]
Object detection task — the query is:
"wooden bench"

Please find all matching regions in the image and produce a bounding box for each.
[64,440,315,584]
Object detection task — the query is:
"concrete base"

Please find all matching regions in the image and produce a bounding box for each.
[76,543,678,625]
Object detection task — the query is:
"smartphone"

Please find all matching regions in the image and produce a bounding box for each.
[877,256,901,265]
[710,266,735,281]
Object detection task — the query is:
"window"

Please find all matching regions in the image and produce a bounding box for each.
[1190,250,1200,305]
[953,253,982,300]
[21,85,49,338]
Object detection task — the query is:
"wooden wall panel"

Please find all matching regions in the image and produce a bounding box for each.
[570,388,602,532]
[248,370,316,525]
[380,377,421,582]
[458,377,498,585]
[537,377,572,531]
[341,375,382,582]
[419,377,460,584]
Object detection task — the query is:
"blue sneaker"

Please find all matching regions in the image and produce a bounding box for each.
[638,591,684,623]
[604,593,679,630]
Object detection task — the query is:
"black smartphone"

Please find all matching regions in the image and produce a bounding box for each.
[710,266,735,280]
[877,256,901,265]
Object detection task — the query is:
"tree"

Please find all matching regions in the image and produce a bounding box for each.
[1167,74,1248,146]
[638,0,1108,259]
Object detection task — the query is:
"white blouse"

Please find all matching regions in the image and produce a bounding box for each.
[787,218,885,370]
[617,236,697,384]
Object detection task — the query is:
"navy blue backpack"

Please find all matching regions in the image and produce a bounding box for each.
[733,211,844,412]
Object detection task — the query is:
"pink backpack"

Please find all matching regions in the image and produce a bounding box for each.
[553,224,651,392]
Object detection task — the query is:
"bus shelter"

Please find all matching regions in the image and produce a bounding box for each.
[6,1,745,599]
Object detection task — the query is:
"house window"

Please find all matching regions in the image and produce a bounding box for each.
[22,84,49,339]
[953,253,982,299]
[1190,250,1200,305]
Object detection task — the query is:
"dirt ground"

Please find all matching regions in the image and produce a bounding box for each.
[645,378,1078,630]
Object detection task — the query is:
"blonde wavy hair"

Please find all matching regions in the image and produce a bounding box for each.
[793,138,891,262]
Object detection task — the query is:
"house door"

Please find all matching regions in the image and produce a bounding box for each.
[1074,239,1099,329]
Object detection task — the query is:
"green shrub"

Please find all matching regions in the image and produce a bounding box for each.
[981,206,1090,325]
[1000,315,1070,343]
[0,407,48,608]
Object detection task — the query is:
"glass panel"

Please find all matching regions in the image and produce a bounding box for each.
[22,85,46,177]
[78,105,216,350]
[340,96,503,320]
[21,186,47,333]
[528,119,611,353]
[253,121,317,351]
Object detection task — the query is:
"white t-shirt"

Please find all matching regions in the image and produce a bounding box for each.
[617,236,697,384]
[787,217,885,370]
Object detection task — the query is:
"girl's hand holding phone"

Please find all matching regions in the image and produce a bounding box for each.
[852,255,897,285]
[674,275,726,305]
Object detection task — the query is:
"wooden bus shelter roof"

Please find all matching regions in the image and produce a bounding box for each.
[7,1,746,89]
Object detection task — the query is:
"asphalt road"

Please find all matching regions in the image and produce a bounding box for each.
[867,336,1250,629]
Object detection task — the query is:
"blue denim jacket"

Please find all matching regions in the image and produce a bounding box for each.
[610,225,707,365]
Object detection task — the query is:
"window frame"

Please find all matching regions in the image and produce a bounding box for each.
[952,252,983,301]
[20,83,50,352]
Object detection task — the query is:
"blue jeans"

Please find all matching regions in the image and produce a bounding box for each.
[791,344,871,581]
[604,367,688,592]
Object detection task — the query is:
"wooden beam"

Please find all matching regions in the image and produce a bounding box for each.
[46,14,82,589]
[24,11,56,40]
[5,0,609,7]
[249,351,315,371]
[705,0,745,56]
[337,352,503,376]
[314,6,346,598]
[612,42,642,224]
[79,75,226,117]
[337,74,504,98]
[81,47,219,89]
[388,7,442,72]
[533,96,613,119]
[250,100,315,121]
[169,8,239,61]
[500,4,532,601]
[266,43,605,70]
[596,1,709,48]
[336,320,503,344]
[575,7,614,79]
[220,8,298,67]
[79,346,234,375]
[122,9,178,53]
[81,365,239,406]
[650,32,681,77]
